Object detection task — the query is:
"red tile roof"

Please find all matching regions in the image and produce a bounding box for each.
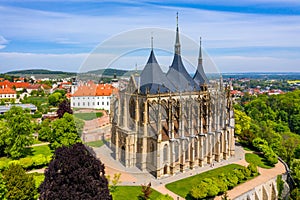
[0,87,16,95]
[72,83,117,97]
[0,80,30,89]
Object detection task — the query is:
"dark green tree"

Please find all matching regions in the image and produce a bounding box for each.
[57,99,73,118]
[39,143,112,200]
[2,164,37,200]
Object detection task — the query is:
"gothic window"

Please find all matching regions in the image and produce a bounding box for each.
[194,139,198,158]
[163,144,168,163]
[121,145,126,165]
[129,98,136,120]
[185,140,189,161]
[175,141,179,162]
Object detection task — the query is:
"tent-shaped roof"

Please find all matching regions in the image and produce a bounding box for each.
[139,50,175,94]
[193,38,208,85]
[166,16,199,92]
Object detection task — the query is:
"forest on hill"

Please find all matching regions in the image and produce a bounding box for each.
[235,89,300,198]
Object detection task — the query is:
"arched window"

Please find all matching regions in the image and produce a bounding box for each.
[185,140,189,161]
[163,144,168,163]
[129,97,136,120]
[194,139,198,158]
[175,142,179,162]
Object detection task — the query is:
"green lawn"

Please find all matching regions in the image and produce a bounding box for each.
[0,144,52,170]
[245,153,273,169]
[31,172,45,188]
[85,140,104,148]
[31,145,52,157]
[27,96,48,104]
[112,186,165,200]
[166,164,244,198]
[74,112,103,120]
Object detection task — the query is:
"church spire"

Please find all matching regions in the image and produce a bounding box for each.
[175,12,181,55]
[198,37,203,65]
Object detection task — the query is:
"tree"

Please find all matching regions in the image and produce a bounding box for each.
[38,119,52,142]
[139,182,152,200]
[57,99,73,118]
[39,143,112,200]
[48,92,62,106]
[234,109,251,136]
[2,106,34,158]
[49,113,81,150]
[107,173,121,193]
[2,164,37,200]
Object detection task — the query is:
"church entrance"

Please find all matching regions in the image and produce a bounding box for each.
[121,146,125,165]
[164,165,168,175]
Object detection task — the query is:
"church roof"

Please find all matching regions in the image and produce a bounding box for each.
[166,14,199,92]
[139,50,176,94]
[193,38,208,85]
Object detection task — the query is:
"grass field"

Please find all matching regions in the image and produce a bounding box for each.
[74,112,103,120]
[166,164,245,198]
[85,140,104,148]
[31,145,52,157]
[27,96,48,104]
[32,172,45,188]
[112,186,165,200]
[245,153,273,169]
[0,144,52,170]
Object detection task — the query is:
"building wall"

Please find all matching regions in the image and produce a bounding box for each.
[71,95,112,111]
[0,93,16,100]
[111,81,235,178]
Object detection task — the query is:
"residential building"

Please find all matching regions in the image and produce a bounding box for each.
[71,83,117,111]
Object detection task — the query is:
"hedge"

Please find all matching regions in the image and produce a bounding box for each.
[0,154,51,171]
[188,164,258,199]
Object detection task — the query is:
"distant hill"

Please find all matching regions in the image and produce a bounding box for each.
[86,68,141,77]
[6,69,76,75]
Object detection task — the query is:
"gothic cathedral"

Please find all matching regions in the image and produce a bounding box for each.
[110,17,235,178]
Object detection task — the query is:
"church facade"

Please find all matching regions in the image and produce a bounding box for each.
[110,19,235,178]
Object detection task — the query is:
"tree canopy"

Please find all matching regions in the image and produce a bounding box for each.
[2,164,37,200]
[48,113,81,150]
[0,106,34,158]
[39,143,112,200]
[57,99,73,118]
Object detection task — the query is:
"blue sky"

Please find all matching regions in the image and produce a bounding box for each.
[0,0,300,73]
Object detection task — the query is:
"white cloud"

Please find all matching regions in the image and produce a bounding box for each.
[0,3,299,72]
[0,35,8,49]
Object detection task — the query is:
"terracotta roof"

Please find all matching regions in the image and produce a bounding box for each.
[0,87,16,95]
[72,83,117,97]
[0,80,30,89]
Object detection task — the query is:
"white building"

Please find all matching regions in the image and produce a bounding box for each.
[70,82,117,111]
[0,86,17,101]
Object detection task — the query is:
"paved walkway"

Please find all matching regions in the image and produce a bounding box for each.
[95,143,245,200]
[96,144,286,200]
[215,158,285,199]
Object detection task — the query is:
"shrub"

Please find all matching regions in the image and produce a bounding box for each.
[19,157,34,169]
[242,166,252,178]
[234,169,245,183]
[226,173,239,189]
[247,163,258,176]
[8,160,20,166]
[0,161,8,171]
[32,154,47,168]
